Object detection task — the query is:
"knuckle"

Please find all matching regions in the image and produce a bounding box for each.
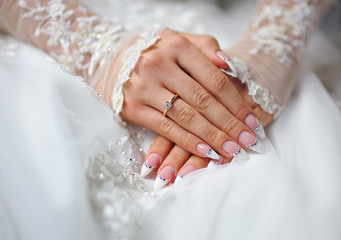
[234,100,249,114]
[133,77,148,92]
[168,35,189,49]
[211,70,230,91]
[222,117,240,133]
[181,133,193,147]
[141,52,162,70]
[205,128,219,144]
[153,136,171,150]
[178,106,195,124]
[203,35,218,46]
[169,152,185,163]
[159,119,174,135]
[193,89,212,111]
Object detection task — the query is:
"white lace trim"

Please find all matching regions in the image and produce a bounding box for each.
[18,0,125,77]
[231,57,282,115]
[111,25,161,115]
[251,0,318,65]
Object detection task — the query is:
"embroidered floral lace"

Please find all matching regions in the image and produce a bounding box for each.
[0,0,160,115]
[226,0,336,116]
[0,0,161,238]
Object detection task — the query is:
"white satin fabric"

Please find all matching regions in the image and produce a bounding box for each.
[142,70,341,240]
[1,1,341,240]
[0,44,121,240]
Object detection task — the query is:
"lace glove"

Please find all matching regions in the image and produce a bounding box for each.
[224,0,336,117]
[0,0,160,114]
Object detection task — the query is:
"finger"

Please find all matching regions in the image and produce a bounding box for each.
[154,145,191,190]
[253,105,274,128]
[174,44,263,136]
[179,33,227,69]
[231,76,274,129]
[145,88,252,159]
[161,67,263,149]
[235,80,259,109]
[123,105,221,160]
[140,135,174,178]
[173,154,210,185]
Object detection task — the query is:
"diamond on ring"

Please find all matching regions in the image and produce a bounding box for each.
[164,101,172,109]
[162,94,179,117]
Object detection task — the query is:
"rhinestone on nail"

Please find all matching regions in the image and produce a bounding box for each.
[246,138,258,148]
[231,146,242,157]
[157,174,171,182]
[205,148,213,157]
[143,163,155,169]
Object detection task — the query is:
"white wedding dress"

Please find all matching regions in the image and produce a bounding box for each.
[1,1,341,240]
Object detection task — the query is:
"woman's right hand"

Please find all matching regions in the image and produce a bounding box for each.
[120,29,265,160]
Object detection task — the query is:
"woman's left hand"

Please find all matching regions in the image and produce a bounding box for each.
[141,75,274,190]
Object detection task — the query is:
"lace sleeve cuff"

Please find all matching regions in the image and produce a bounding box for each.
[224,0,336,118]
[111,26,161,115]
[230,57,282,116]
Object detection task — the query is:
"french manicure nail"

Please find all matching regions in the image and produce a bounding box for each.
[222,140,248,160]
[174,165,196,185]
[239,131,264,153]
[154,165,176,191]
[217,51,237,77]
[207,154,226,168]
[196,143,220,160]
[207,155,227,168]
[140,153,161,178]
[245,113,266,139]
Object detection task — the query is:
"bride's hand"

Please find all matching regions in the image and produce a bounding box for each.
[120,29,264,162]
[142,76,274,190]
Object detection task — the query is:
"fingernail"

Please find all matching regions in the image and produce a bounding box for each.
[222,140,248,160]
[140,153,161,178]
[239,131,264,153]
[154,166,176,190]
[196,143,220,160]
[207,155,226,168]
[174,165,196,185]
[217,51,237,77]
[207,160,219,168]
[245,113,265,139]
